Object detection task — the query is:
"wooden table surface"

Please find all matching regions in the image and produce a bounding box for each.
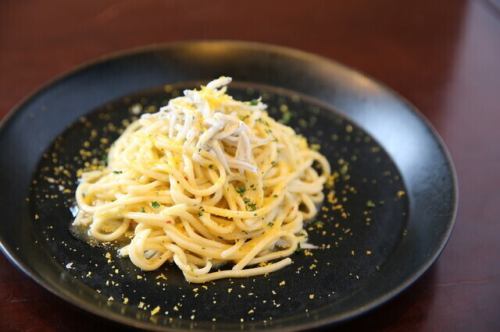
[1,0,499,331]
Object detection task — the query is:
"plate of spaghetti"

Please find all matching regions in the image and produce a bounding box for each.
[0,41,457,331]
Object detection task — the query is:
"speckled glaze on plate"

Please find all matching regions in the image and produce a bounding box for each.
[0,41,457,331]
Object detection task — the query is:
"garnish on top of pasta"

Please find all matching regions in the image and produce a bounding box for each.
[74,77,331,283]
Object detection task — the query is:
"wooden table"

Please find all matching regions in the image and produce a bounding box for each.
[1,0,499,331]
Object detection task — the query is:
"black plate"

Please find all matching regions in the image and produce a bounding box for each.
[0,41,457,331]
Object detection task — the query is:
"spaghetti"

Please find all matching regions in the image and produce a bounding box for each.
[74,77,331,283]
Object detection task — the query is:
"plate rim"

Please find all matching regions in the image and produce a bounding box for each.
[0,40,458,331]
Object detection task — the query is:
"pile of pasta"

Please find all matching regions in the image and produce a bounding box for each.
[74,77,330,283]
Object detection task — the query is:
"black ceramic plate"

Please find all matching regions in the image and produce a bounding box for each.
[0,41,457,331]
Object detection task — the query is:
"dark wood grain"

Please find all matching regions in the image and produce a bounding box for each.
[1,0,499,331]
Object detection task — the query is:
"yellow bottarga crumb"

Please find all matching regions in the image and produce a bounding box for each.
[151,306,160,316]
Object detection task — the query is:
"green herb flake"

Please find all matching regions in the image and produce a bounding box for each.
[279,112,292,124]
[340,164,349,175]
[235,186,246,195]
[113,170,122,174]
[249,99,259,106]
[243,197,257,211]
[151,201,161,208]
[366,200,376,208]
